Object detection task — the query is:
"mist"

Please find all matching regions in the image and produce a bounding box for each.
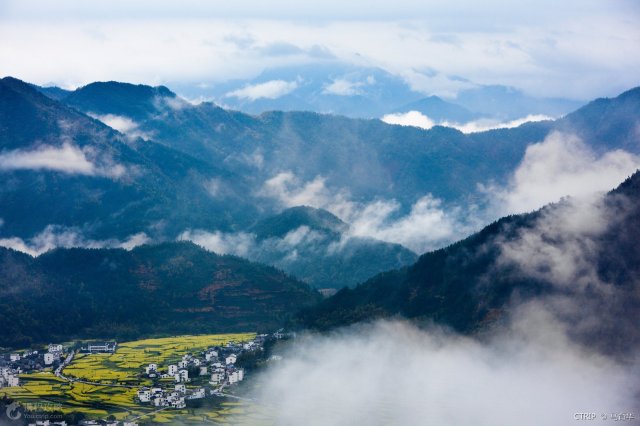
[248,315,638,426]
[0,225,150,256]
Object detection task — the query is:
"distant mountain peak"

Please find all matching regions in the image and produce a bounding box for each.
[64,81,178,120]
[251,206,348,240]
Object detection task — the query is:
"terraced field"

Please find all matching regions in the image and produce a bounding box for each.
[0,333,269,424]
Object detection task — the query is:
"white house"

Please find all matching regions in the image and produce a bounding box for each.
[167,364,178,375]
[152,397,167,407]
[199,366,208,376]
[169,396,185,409]
[175,384,186,394]
[192,358,201,367]
[188,388,205,399]
[228,371,239,384]
[174,369,188,382]
[137,389,151,403]
[209,372,224,385]
[48,344,63,354]
[225,354,237,365]
[7,375,19,387]
[145,364,157,375]
[9,353,20,362]
[178,360,188,369]
[44,353,56,366]
[205,350,218,361]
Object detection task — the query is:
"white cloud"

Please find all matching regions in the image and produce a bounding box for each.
[0,3,637,100]
[250,318,638,426]
[89,113,153,140]
[381,110,552,133]
[381,111,436,129]
[225,79,299,101]
[0,142,127,178]
[323,78,363,96]
[485,132,640,215]
[92,114,138,133]
[178,229,255,257]
[347,196,469,253]
[497,196,610,290]
[443,114,553,133]
[259,171,478,253]
[259,172,351,213]
[0,226,151,256]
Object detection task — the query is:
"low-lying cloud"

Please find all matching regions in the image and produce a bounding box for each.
[259,171,480,253]
[250,316,638,426]
[381,110,552,133]
[225,79,299,101]
[90,113,153,140]
[485,132,640,215]
[177,229,255,257]
[322,75,375,96]
[0,142,127,178]
[0,225,150,256]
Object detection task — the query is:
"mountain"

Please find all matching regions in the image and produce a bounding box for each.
[169,64,583,121]
[555,86,640,153]
[64,81,181,121]
[0,241,321,348]
[242,206,418,289]
[31,84,72,101]
[5,76,638,250]
[297,171,640,357]
[171,63,424,119]
[66,82,639,218]
[250,206,349,240]
[454,85,584,120]
[391,96,479,123]
[0,76,256,241]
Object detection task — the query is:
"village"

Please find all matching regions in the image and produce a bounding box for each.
[0,330,291,425]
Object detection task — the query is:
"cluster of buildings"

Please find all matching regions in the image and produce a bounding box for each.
[133,336,271,409]
[80,342,117,354]
[136,383,206,409]
[0,344,69,388]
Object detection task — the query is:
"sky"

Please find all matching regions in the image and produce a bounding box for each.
[0,0,639,99]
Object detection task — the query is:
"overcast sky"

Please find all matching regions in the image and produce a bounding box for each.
[1,0,638,99]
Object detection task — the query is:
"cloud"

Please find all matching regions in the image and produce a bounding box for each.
[89,113,153,140]
[497,197,610,289]
[259,171,479,253]
[381,111,437,129]
[0,226,151,256]
[443,114,553,133]
[1,2,637,100]
[381,110,552,133]
[249,318,638,426]
[485,132,640,215]
[346,196,475,253]
[177,229,255,257]
[225,79,299,101]
[0,142,127,178]
[321,78,362,96]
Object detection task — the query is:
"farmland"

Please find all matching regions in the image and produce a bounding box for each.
[0,333,273,424]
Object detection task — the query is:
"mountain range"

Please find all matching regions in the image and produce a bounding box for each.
[297,170,640,358]
[0,241,320,348]
[164,63,583,121]
[2,76,640,290]
[1,75,639,349]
